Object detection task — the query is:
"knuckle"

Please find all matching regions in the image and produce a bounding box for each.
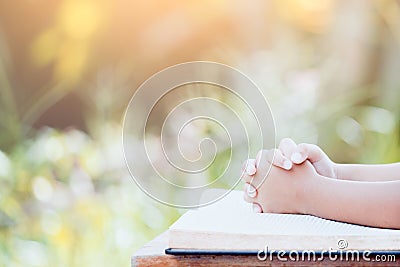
[311,144,322,152]
[258,149,268,156]
[271,149,284,164]
[272,148,280,154]
[280,137,292,145]
[297,143,308,152]
[278,139,286,148]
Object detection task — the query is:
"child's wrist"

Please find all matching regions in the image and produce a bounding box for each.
[295,174,320,215]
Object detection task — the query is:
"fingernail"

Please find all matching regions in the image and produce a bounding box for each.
[283,160,292,170]
[252,203,262,213]
[247,185,257,198]
[246,164,256,175]
[291,152,302,163]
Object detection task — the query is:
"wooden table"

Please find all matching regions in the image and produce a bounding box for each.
[132,231,399,266]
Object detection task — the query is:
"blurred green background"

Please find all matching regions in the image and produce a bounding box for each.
[0,0,399,266]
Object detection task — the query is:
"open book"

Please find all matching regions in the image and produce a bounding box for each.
[168,190,400,253]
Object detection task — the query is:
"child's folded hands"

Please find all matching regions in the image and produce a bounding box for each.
[240,138,400,229]
[242,138,337,179]
[240,138,337,213]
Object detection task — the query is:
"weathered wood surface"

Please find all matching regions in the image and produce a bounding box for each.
[132,231,399,266]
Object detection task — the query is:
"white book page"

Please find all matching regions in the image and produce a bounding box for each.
[170,190,400,236]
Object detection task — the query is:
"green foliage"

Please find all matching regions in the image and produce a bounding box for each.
[0,127,181,266]
[0,1,399,266]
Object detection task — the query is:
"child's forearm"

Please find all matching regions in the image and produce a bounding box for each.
[335,163,400,182]
[304,176,400,229]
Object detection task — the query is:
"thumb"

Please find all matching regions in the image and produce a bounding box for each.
[291,143,324,164]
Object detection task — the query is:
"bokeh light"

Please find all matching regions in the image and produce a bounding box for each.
[0,1,399,266]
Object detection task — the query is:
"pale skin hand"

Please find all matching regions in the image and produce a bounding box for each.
[243,138,400,181]
[242,138,337,179]
[242,149,321,214]
[241,138,400,229]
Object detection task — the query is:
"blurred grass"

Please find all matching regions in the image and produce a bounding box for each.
[0,126,181,266]
[0,0,400,266]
